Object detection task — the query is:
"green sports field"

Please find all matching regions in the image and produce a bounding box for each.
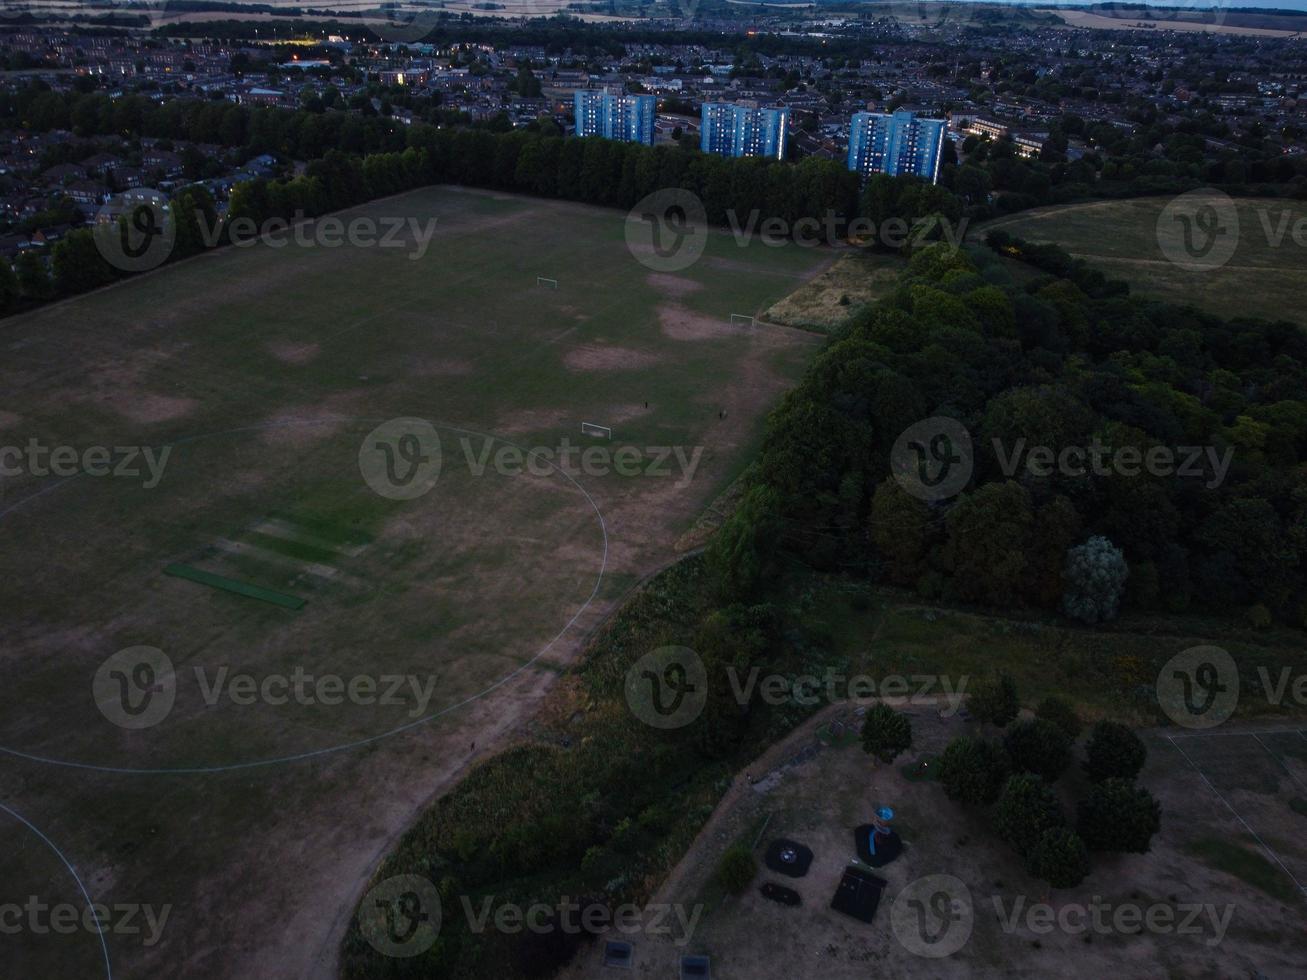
[979,194,1307,325]
[0,186,827,978]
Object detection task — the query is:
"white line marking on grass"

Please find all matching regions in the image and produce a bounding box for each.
[0,801,112,980]
[1252,733,1307,797]
[0,417,609,776]
[1167,734,1307,895]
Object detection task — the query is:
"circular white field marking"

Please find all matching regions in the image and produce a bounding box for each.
[0,418,607,775]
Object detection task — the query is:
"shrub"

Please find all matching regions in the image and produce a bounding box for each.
[861,703,913,763]
[1083,721,1146,783]
[938,736,1010,805]
[1031,827,1090,888]
[994,773,1064,852]
[1078,778,1161,853]
[716,845,757,894]
[1005,718,1073,783]
[1035,695,1081,738]
[969,673,1020,728]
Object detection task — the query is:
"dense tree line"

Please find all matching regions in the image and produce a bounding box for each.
[9,124,947,313]
[710,235,1307,626]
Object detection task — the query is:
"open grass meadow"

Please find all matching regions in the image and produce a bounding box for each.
[0,185,828,979]
[977,194,1307,325]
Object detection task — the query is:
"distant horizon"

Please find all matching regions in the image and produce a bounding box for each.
[223,0,1307,18]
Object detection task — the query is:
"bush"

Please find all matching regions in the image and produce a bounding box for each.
[1083,721,1146,782]
[1035,696,1081,738]
[994,773,1064,852]
[1031,827,1090,888]
[861,703,913,763]
[716,845,757,894]
[1005,718,1073,783]
[1078,778,1161,853]
[969,673,1020,728]
[938,736,1010,805]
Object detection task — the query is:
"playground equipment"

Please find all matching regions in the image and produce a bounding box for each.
[855,805,904,868]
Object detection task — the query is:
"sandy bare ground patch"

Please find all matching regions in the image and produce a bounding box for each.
[266,339,321,365]
[56,342,199,425]
[256,399,361,448]
[646,272,705,298]
[98,391,199,425]
[657,303,747,341]
[571,706,1307,980]
[564,344,663,372]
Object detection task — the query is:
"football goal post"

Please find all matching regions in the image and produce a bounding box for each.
[729,313,755,326]
[581,422,611,439]
[537,276,559,289]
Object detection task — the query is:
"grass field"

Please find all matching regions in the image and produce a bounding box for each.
[978,195,1307,325]
[0,185,828,978]
[762,250,904,333]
